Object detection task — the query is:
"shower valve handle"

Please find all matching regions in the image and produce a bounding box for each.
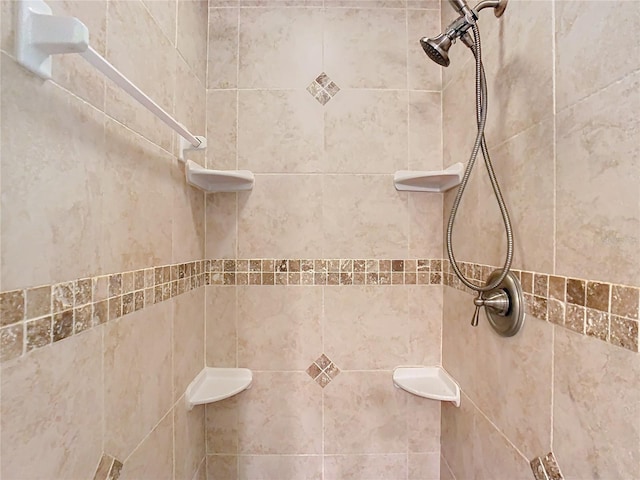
[474,290,510,314]
[471,303,481,327]
[472,290,510,327]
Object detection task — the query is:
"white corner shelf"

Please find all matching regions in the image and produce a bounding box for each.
[185,160,254,193]
[185,367,252,410]
[392,366,460,407]
[394,162,464,193]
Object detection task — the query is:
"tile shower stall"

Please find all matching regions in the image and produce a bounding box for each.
[0,1,638,480]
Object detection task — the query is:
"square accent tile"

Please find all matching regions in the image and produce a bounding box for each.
[307,72,340,105]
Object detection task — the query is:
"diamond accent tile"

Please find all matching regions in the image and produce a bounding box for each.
[316,353,331,370]
[306,354,341,388]
[316,90,331,105]
[307,72,340,105]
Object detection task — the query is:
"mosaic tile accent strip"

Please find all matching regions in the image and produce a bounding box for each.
[209,258,441,287]
[0,258,442,364]
[306,353,340,388]
[2,257,638,362]
[530,456,550,480]
[542,452,564,480]
[93,453,123,480]
[530,452,564,480]
[442,260,640,353]
[0,260,208,363]
[307,72,340,105]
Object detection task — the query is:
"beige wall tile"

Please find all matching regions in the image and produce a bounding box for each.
[142,0,177,44]
[406,391,441,453]
[0,0,15,54]
[408,91,442,171]
[206,396,240,454]
[173,288,205,401]
[49,0,107,110]
[555,0,640,111]
[172,162,206,263]
[324,454,407,480]
[1,329,103,480]
[237,286,321,370]
[472,406,531,479]
[238,7,322,88]
[172,55,207,262]
[1,54,103,290]
[489,119,555,273]
[324,90,408,174]
[556,72,640,286]
[103,302,173,460]
[439,455,455,480]
[238,455,322,480]
[205,193,237,259]
[323,175,408,259]
[324,286,409,370]
[238,90,323,173]
[442,287,477,396]
[176,53,207,164]
[481,0,553,146]
[324,8,407,89]
[195,457,207,480]
[408,285,442,366]
[440,395,474,480]
[175,401,206,480]
[206,89,238,170]
[554,326,640,479]
[178,0,208,85]
[408,452,440,480]
[236,372,322,454]
[237,175,323,258]
[409,193,443,259]
[407,9,441,91]
[101,120,174,274]
[207,455,238,480]
[207,7,239,89]
[324,371,408,454]
[206,286,237,367]
[105,0,176,151]
[119,411,174,480]
[474,308,553,459]
[441,54,476,177]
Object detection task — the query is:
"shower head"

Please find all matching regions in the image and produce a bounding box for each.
[420,0,508,67]
[420,33,452,67]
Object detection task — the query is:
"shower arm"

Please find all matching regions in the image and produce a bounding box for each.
[442,0,507,47]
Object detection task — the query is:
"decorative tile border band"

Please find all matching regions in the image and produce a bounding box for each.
[208,258,443,286]
[0,258,443,363]
[442,260,639,353]
[0,260,209,364]
[1,257,638,363]
[530,452,564,480]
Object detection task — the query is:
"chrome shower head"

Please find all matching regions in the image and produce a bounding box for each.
[420,0,508,67]
[420,33,452,67]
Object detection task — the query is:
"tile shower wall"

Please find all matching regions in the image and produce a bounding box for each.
[205,1,444,479]
[439,1,640,479]
[0,1,208,479]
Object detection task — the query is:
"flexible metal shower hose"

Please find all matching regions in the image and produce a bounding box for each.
[446,23,514,292]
